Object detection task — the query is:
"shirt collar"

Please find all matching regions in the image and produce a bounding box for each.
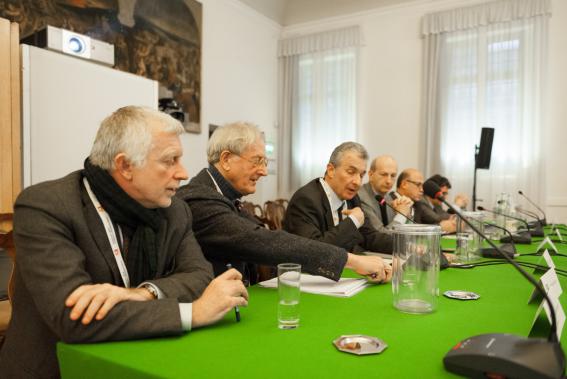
[320,178,346,212]
[208,164,242,202]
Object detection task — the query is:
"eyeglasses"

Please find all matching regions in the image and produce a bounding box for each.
[406,179,423,188]
[235,154,269,168]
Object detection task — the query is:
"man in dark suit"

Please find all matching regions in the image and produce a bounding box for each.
[358,155,413,233]
[177,122,391,285]
[0,106,248,379]
[283,142,393,254]
[397,169,456,233]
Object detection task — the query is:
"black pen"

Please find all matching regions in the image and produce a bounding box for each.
[225,263,241,322]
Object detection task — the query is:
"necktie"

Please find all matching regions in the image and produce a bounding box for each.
[337,203,344,222]
[379,201,389,225]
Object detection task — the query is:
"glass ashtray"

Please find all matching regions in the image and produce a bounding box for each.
[333,335,388,355]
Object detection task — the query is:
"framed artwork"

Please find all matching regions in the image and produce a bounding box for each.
[0,0,202,133]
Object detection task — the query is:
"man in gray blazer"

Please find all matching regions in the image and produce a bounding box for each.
[358,155,413,233]
[0,107,248,378]
[177,122,391,284]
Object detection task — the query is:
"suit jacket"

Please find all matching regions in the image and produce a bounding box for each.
[358,183,397,233]
[0,171,213,379]
[414,198,450,224]
[283,179,393,254]
[176,169,348,281]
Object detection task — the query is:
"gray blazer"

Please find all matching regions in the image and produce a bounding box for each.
[0,171,213,378]
[358,183,397,233]
[176,169,348,281]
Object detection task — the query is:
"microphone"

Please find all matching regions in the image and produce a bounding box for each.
[423,180,565,379]
[375,194,416,223]
[479,222,517,259]
[476,206,532,244]
[518,190,547,226]
[515,206,545,237]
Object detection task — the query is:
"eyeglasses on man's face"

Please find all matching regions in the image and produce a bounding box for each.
[234,153,269,168]
[406,179,423,188]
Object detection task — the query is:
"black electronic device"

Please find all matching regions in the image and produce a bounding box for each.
[423,181,565,379]
[515,207,545,237]
[477,206,533,244]
[480,222,517,259]
[519,190,548,226]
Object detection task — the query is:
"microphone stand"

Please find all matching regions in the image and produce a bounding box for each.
[519,190,548,226]
[477,206,533,244]
[480,222,517,259]
[426,183,565,378]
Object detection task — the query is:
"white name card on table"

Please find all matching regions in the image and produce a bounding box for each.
[536,237,558,255]
[556,229,564,242]
[529,263,562,304]
[528,262,566,340]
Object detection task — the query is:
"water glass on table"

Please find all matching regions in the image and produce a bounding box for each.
[277,263,301,329]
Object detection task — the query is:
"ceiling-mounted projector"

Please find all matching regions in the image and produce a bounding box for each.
[21,25,114,67]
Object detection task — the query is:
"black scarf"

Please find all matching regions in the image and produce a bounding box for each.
[83,158,162,286]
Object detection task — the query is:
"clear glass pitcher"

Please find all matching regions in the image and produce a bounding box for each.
[392,224,441,314]
[456,211,484,262]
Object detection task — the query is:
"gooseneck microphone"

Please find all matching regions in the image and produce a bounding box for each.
[375,194,416,224]
[480,222,517,259]
[477,206,533,244]
[477,206,531,232]
[514,207,545,237]
[519,190,547,226]
[423,180,565,379]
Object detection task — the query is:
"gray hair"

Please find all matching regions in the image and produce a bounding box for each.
[328,141,368,167]
[207,122,264,164]
[90,106,184,170]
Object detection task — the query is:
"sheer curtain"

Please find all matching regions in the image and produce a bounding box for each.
[278,26,360,198]
[422,0,550,209]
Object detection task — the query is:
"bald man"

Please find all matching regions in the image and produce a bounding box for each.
[359,156,413,232]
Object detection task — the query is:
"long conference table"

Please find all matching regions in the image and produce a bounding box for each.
[58,226,567,378]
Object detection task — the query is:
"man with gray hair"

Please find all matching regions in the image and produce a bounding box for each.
[177,123,391,284]
[0,106,247,378]
[284,142,393,256]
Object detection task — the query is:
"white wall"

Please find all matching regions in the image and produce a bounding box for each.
[180,0,280,204]
[282,0,567,223]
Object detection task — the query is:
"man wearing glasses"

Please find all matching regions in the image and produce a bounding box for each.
[397,169,456,233]
[177,123,391,285]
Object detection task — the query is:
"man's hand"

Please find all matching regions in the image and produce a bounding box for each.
[454,193,469,209]
[342,207,365,225]
[392,196,413,217]
[440,216,457,233]
[192,268,249,328]
[345,253,392,284]
[65,283,153,325]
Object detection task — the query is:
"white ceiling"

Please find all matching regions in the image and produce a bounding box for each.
[237,0,424,26]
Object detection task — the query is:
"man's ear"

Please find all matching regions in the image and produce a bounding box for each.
[326,163,335,179]
[113,154,133,180]
[219,150,232,171]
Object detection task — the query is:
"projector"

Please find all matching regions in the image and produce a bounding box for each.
[21,25,114,67]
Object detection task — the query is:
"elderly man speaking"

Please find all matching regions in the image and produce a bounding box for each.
[177,122,389,284]
[0,106,247,378]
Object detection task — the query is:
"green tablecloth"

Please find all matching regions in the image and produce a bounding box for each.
[57,228,567,378]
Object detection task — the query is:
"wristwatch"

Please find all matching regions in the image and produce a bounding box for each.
[142,284,158,299]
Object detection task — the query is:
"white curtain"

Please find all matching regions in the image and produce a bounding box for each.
[422,0,550,210]
[277,27,360,198]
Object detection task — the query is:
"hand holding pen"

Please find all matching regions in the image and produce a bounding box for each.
[226,263,242,322]
[190,267,248,328]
